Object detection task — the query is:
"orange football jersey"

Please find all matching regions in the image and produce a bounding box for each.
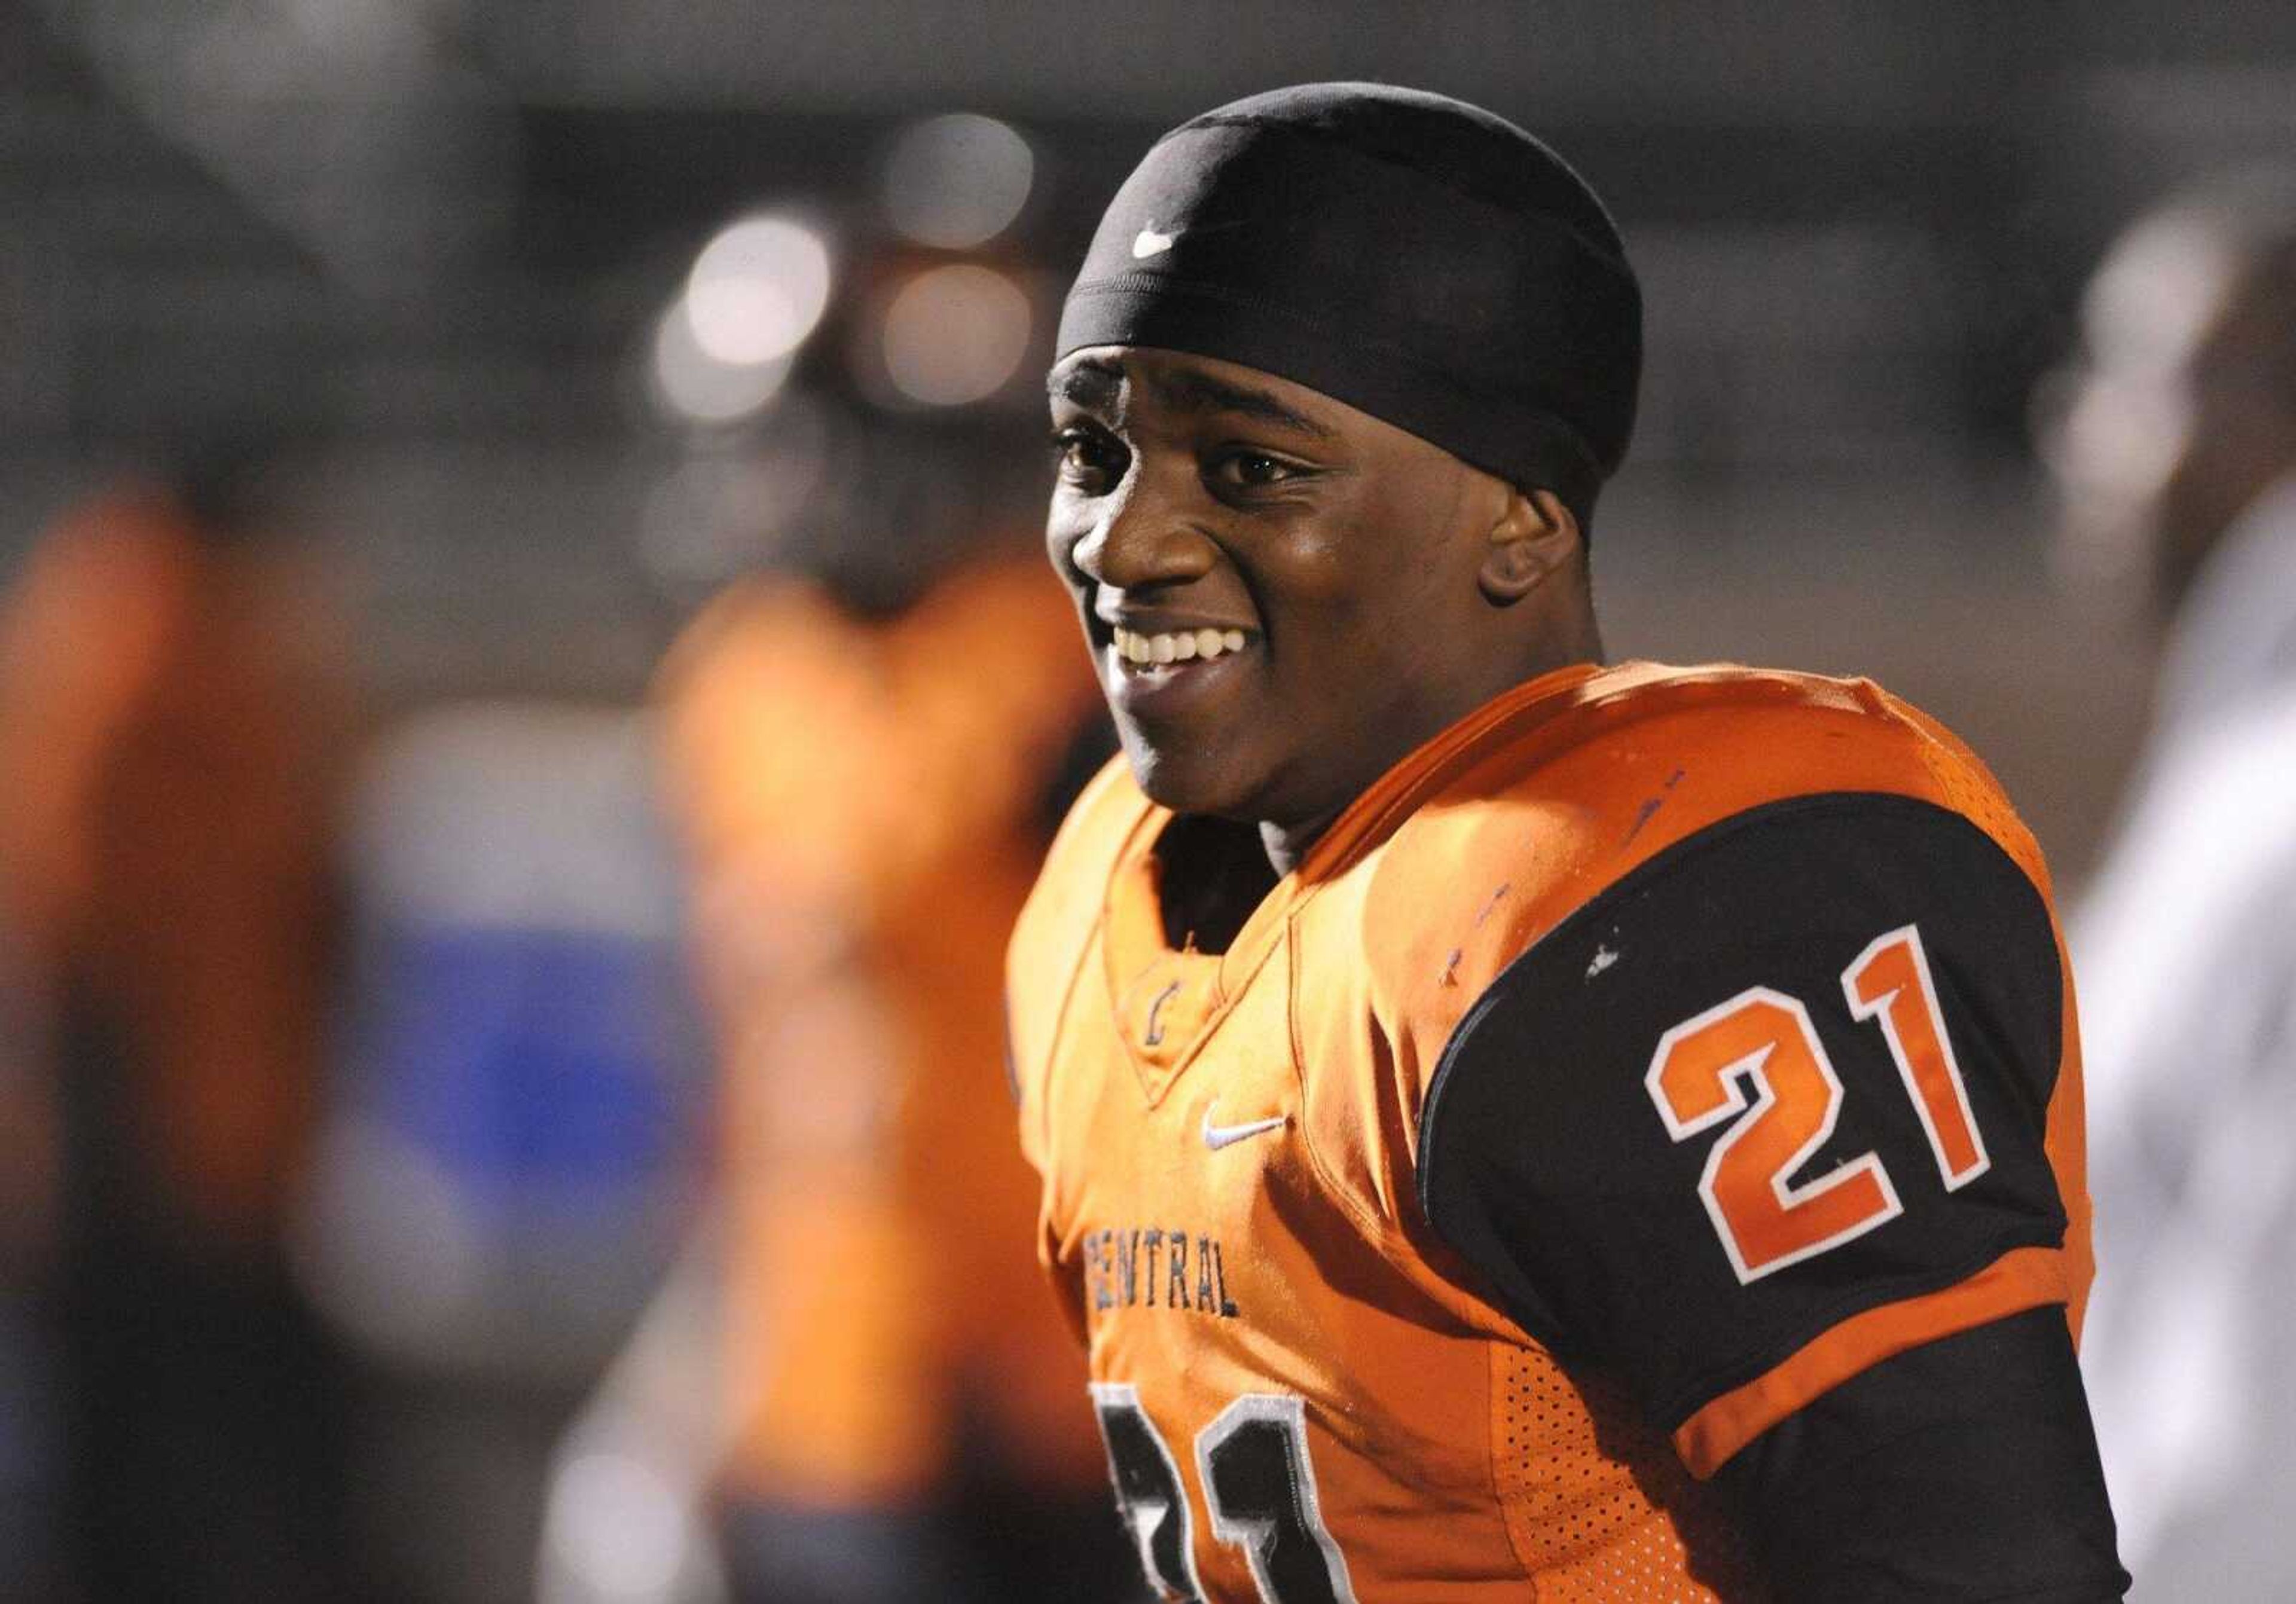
[659,558,1109,1507]
[1007,660,2093,1602]
[0,491,346,1248]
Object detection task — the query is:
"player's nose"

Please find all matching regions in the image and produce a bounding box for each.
[1069,462,1220,592]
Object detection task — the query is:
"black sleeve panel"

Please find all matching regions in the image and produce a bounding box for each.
[1417,793,2069,1432]
[1714,1307,2129,1602]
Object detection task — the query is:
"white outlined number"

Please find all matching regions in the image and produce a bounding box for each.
[1093,1382,1203,1600]
[1645,986,1904,1282]
[1645,921,1990,1283]
[1093,1386,1357,1604]
[1843,924,1991,1189]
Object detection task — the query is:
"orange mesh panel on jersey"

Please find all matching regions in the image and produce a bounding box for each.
[1492,1347,1763,1601]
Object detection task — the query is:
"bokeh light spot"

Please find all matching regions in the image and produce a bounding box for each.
[683,215,833,366]
[882,114,1034,249]
[652,303,792,424]
[545,1452,690,1600]
[880,265,1031,407]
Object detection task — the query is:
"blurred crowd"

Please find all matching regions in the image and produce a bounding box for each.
[4,7,2296,1602]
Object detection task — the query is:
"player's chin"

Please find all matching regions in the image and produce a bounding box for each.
[1118,725,1264,818]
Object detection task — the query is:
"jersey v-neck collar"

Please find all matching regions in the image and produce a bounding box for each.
[1100,659,1611,1104]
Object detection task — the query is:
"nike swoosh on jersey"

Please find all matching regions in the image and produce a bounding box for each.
[1201,1106,1290,1151]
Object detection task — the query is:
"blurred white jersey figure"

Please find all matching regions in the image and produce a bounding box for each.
[2045,175,2296,1596]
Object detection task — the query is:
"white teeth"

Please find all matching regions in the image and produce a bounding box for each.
[1112,626,1251,667]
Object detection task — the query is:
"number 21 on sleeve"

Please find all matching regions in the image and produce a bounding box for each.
[1644,923,1992,1284]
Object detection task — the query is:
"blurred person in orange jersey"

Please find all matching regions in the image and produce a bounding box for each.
[658,544,1126,1604]
[542,198,1140,1596]
[2043,173,2296,1594]
[0,453,365,1603]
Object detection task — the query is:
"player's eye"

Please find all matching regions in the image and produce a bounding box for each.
[1051,426,1125,490]
[1208,450,1306,490]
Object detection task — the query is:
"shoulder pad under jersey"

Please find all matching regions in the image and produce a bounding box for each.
[1348,662,2051,1098]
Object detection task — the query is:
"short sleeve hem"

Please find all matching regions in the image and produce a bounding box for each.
[1673,1244,2069,1476]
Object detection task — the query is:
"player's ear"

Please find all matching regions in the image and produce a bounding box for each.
[1477,487,1581,606]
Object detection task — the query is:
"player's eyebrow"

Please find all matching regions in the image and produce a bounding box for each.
[1146,366,1336,441]
[1048,356,1336,442]
[1049,357,1123,411]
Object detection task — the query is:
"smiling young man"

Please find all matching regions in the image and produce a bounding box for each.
[1006,84,2128,1602]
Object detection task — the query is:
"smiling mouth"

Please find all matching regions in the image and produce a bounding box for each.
[1110,625,1252,671]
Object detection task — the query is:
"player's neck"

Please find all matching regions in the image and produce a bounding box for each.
[1260,813,1332,880]
[1156,814,1281,955]
[1257,628,1610,879]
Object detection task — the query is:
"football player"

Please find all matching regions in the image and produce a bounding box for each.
[0,466,362,1602]
[661,550,1124,1604]
[1007,83,2129,1601]
[544,203,1140,1602]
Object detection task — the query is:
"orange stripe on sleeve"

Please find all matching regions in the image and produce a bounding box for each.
[1673,1245,2071,1478]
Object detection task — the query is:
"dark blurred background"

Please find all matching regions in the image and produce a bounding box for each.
[10,1,2296,848]
[3,3,2293,1600]
[15,0,2296,842]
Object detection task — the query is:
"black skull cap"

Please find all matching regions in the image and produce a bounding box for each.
[1056,82,1643,503]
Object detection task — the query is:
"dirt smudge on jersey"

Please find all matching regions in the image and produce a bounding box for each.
[1622,766,1689,845]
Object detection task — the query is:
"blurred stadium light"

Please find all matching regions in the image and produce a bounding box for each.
[880,111,1036,248]
[682,215,834,368]
[877,262,1033,407]
[649,302,795,426]
[648,211,832,426]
